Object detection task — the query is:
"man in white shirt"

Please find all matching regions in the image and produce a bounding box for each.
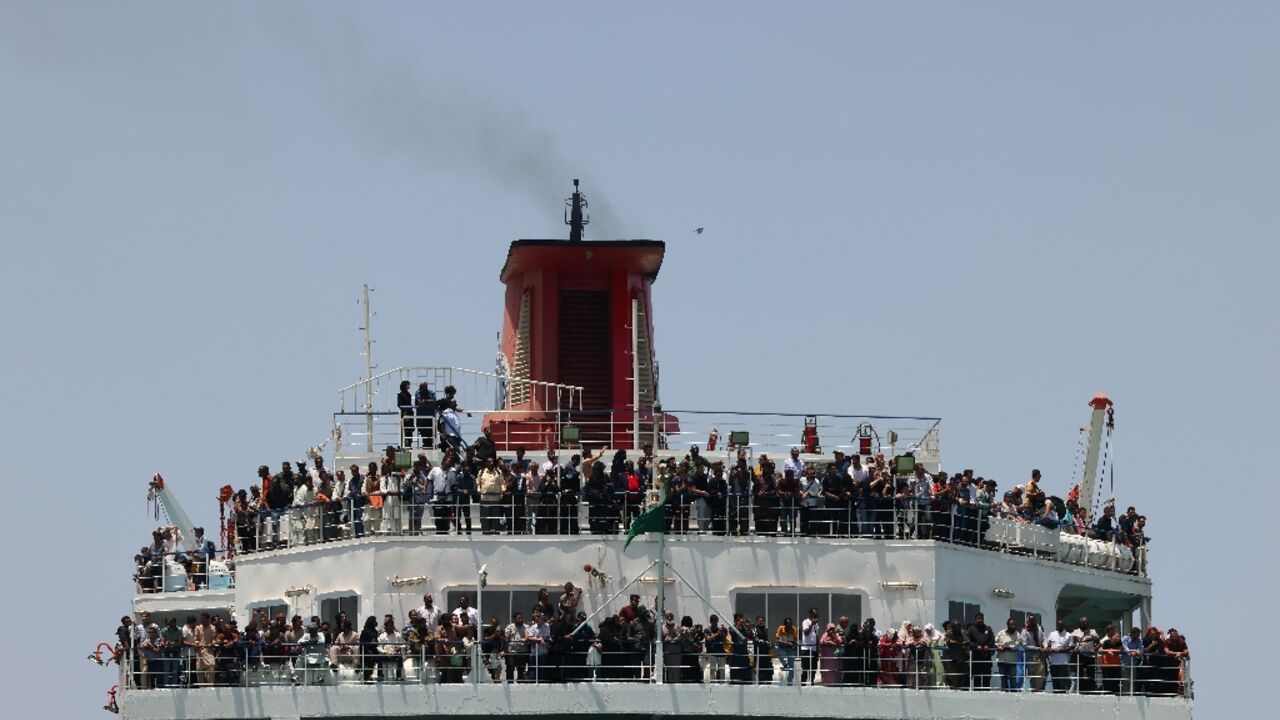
[1043,619,1076,693]
[798,467,824,535]
[784,447,806,481]
[453,595,479,627]
[414,593,443,630]
[540,450,563,483]
[800,607,821,685]
[428,459,456,534]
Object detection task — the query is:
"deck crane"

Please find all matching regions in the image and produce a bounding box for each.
[147,473,197,554]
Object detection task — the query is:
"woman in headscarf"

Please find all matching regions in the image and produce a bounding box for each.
[902,622,929,688]
[923,623,946,688]
[878,628,902,686]
[585,461,612,534]
[817,623,843,685]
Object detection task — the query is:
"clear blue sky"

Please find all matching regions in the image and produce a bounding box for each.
[1,1,1274,716]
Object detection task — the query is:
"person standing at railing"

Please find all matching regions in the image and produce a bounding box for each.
[291,474,313,546]
[994,617,1022,691]
[428,457,455,534]
[477,457,504,535]
[966,613,995,690]
[1044,619,1076,693]
[1021,615,1046,692]
[1162,628,1189,697]
[529,610,552,682]
[687,462,712,533]
[774,617,798,685]
[942,620,970,689]
[729,614,753,684]
[540,450,563,534]
[825,461,853,537]
[377,617,403,681]
[526,462,545,535]
[1072,617,1100,693]
[928,472,951,542]
[193,613,217,687]
[923,623,946,688]
[329,619,359,672]
[728,456,752,536]
[1121,626,1144,694]
[778,469,799,536]
[703,615,729,683]
[707,461,729,535]
[414,381,436,450]
[559,454,582,535]
[504,611,532,682]
[403,458,425,535]
[511,447,532,535]
[359,616,381,682]
[398,381,415,449]
[752,615,774,685]
[1097,626,1123,694]
[585,461,613,535]
[753,463,779,535]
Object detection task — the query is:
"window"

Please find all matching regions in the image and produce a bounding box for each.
[948,601,982,627]
[1010,609,1040,630]
[246,600,289,624]
[733,590,862,631]
[319,595,359,626]
[447,587,544,625]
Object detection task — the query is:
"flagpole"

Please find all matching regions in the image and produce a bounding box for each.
[654,473,667,685]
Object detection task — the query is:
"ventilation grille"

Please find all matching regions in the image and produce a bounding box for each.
[635,300,654,407]
[559,289,611,410]
[510,291,532,406]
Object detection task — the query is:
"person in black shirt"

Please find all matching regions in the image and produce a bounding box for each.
[397,381,414,448]
[359,616,381,682]
[559,455,582,535]
[707,462,728,535]
[966,613,995,690]
[727,455,751,535]
[414,382,436,450]
[753,616,773,685]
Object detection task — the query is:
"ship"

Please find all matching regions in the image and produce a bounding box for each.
[100,181,1193,720]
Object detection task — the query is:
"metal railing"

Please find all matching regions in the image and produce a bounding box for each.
[230,494,1147,577]
[118,639,1190,698]
[133,551,235,594]
[335,366,584,454]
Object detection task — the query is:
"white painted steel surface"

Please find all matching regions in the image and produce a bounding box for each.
[120,681,1192,720]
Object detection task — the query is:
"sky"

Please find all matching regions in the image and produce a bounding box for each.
[1,1,1275,716]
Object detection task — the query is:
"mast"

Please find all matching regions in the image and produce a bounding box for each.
[359,284,376,452]
[565,179,589,242]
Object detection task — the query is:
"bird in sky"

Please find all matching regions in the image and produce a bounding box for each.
[695,227,704,234]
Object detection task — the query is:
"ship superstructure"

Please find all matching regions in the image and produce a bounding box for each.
[107,183,1192,720]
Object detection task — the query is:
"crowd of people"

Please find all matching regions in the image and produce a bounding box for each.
[221,440,1150,559]
[117,589,1188,698]
[133,526,224,593]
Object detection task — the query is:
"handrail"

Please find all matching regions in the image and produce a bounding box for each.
[225,493,1149,577]
[117,636,1191,698]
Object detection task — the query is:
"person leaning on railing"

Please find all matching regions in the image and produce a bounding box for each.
[994,618,1022,691]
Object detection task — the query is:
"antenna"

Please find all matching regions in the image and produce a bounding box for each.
[358,284,377,451]
[565,178,589,242]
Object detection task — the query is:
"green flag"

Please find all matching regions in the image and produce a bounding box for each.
[624,503,666,549]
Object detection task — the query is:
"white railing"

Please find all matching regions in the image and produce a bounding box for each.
[335,367,584,454]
